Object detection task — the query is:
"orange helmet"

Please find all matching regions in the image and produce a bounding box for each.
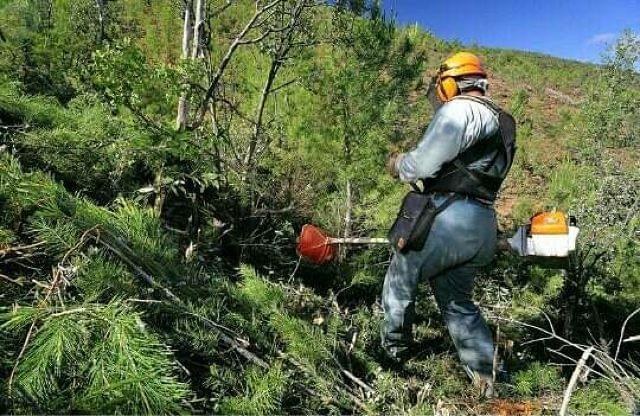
[435,52,487,102]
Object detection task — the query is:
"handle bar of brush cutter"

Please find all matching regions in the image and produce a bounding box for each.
[329,237,512,251]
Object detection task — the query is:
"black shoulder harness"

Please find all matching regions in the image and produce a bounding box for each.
[422,95,517,202]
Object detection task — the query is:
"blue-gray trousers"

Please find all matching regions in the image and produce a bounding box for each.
[381,194,496,376]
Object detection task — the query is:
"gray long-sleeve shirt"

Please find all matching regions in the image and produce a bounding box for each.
[396,97,500,183]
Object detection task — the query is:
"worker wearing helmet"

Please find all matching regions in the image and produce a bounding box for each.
[383,52,516,397]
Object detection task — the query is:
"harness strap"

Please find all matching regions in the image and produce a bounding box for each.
[434,193,464,214]
[437,95,510,196]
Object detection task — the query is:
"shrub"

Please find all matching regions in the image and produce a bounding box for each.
[512,362,563,397]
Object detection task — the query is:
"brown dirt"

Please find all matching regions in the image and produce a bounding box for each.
[438,397,553,415]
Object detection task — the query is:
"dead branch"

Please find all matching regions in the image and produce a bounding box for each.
[252,203,294,216]
[0,241,46,259]
[270,77,301,93]
[279,351,368,411]
[211,0,234,18]
[95,235,182,303]
[338,363,373,394]
[94,0,106,43]
[546,347,610,380]
[559,347,594,416]
[0,273,23,285]
[199,315,269,368]
[217,95,258,126]
[86,227,271,369]
[7,320,38,395]
[614,306,640,360]
[493,311,638,407]
[0,124,28,132]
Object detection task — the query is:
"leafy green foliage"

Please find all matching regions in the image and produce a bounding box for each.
[73,253,137,302]
[89,38,181,118]
[578,31,640,149]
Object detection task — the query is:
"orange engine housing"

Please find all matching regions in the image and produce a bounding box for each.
[530,211,569,235]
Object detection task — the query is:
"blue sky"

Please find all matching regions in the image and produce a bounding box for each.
[383,0,639,63]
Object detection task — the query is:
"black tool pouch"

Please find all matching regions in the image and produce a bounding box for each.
[388,191,461,253]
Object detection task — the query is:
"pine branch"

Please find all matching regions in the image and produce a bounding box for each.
[7,227,95,394]
[88,227,271,369]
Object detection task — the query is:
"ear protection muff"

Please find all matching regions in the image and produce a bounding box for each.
[436,75,459,102]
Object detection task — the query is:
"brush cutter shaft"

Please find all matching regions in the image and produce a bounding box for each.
[328,237,389,245]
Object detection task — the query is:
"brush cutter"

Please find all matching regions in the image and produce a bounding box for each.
[297,211,580,265]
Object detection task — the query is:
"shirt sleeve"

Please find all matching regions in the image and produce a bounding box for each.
[396,102,468,183]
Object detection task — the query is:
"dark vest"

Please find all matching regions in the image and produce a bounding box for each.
[422,95,517,202]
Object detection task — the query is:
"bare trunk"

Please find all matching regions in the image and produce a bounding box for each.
[153,168,166,218]
[46,0,53,30]
[95,0,105,43]
[181,2,193,65]
[340,180,353,260]
[243,63,278,172]
[341,104,352,260]
[176,3,193,131]
[192,0,205,59]
[559,347,594,416]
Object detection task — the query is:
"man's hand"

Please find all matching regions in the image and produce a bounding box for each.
[386,152,403,179]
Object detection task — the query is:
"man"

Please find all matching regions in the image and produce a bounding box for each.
[382,52,516,396]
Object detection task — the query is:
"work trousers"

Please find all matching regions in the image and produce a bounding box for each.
[381,194,496,376]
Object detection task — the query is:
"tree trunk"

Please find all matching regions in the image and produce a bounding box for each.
[191,0,205,59]
[95,0,105,43]
[340,113,353,261]
[176,2,193,131]
[243,62,278,174]
[341,180,353,261]
[45,0,53,30]
[153,168,166,218]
